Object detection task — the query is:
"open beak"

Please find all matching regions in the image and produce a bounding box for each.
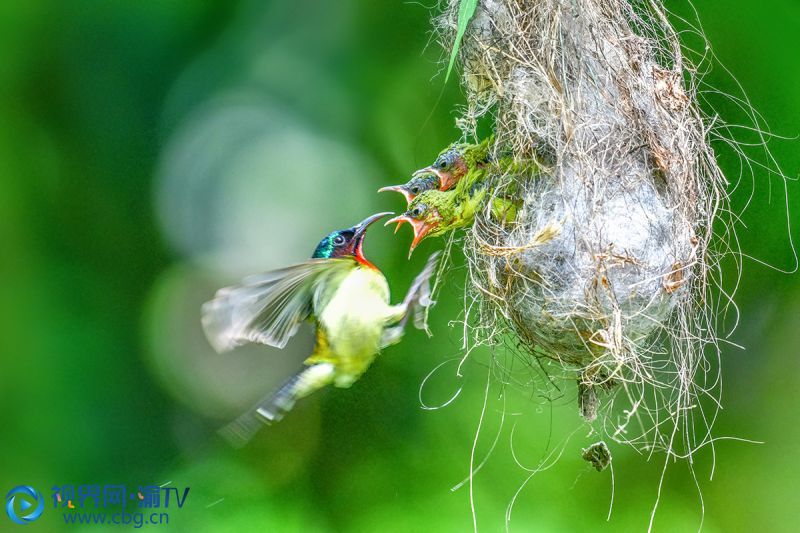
[385,214,436,258]
[354,212,394,239]
[377,184,413,204]
[351,211,392,256]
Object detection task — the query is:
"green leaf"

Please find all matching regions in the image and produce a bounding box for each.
[445,0,478,82]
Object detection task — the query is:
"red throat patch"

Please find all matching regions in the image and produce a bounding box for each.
[355,241,378,269]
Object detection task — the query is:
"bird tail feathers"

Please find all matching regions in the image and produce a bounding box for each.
[219,363,335,447]
[218,371,304,447]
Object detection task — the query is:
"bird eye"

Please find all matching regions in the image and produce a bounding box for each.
[410,185,420,194]
[411,204,426,218]
[332,235,346,246]
[437,152,455,170]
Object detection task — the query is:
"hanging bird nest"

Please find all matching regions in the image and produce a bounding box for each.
[434,0,733,455]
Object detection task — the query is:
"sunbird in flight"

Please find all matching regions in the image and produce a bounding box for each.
[202,212,439,442]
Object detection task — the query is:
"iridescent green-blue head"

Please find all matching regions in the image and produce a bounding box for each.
[312,212,393,266]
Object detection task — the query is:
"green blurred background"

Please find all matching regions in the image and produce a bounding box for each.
[1,0,798,531]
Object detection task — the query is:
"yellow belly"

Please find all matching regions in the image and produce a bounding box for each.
[314,267,390,385]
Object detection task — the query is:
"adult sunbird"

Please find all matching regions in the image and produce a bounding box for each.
[202,212,439,443]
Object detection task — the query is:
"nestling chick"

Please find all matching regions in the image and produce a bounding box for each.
[378,173,440,205]
[412,136,493,190]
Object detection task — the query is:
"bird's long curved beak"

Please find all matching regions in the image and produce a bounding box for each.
[385,215,436,257]
[354,211,394,238]
[378,184,413,204]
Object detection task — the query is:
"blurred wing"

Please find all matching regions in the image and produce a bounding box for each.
[202,258,354,352]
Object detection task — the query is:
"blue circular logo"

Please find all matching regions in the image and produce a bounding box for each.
[5,486,44,525]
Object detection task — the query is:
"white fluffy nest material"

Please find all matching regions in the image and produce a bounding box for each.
[436,0,730,452]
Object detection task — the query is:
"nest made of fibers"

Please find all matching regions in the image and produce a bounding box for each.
[435,0,735,458]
